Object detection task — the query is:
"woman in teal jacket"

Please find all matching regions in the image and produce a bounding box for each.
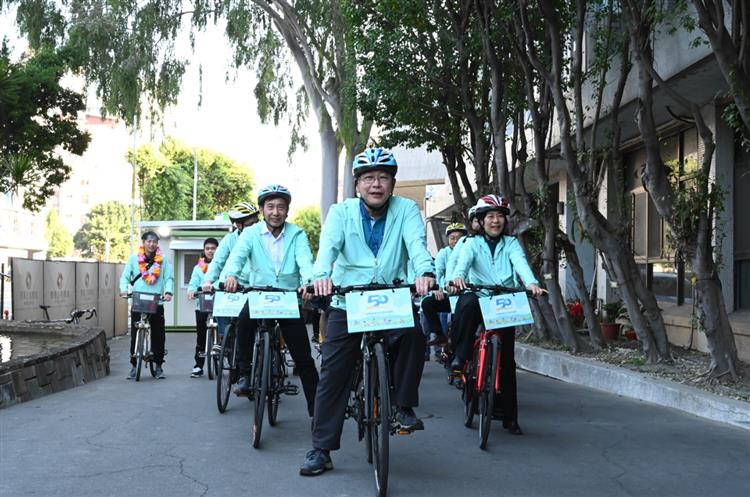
[223,184,319,417]
[119,230,174,379]
[300,148,435,477]
[450,195,544,435]
[186,237,218,378]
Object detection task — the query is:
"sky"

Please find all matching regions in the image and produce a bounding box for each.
[1,7,325,213]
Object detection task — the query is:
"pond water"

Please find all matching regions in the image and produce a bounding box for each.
[0,333,73,363]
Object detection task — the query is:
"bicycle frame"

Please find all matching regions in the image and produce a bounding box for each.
[470,328,501,396]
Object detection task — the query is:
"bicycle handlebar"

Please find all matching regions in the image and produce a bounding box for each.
[446,281,533,296]
[218,282,299,294]
[71,308,97,320]
[303,280,439,296]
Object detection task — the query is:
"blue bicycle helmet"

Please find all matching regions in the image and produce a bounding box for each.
[257,184,292,206]
[468,205,478,221]
[352,147,398,177]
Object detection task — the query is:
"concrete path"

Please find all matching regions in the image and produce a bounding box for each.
[1,333,748,497]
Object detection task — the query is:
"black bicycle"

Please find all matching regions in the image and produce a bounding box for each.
[318,281,433,497]
[229,285,300,449]
[215,296,243,414]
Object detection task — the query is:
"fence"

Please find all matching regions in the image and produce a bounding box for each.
[8,258,129,337]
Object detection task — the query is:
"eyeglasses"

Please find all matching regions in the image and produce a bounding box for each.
[359,173,393,186]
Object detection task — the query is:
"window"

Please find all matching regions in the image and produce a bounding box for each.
[183,252,200,287]
[625,126,699,305]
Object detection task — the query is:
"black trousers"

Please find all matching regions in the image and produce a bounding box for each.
[312,308,426,451]
[130,306,165,366]
[421,294,452,336]
[194,310,210,368]
[452,293,518,423]
[238,311,319,417]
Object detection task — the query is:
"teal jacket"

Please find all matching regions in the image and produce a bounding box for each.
[205,231,252,287]
[224,221,314,290]
[435,246,452,287]
[445,236,473,285]
[187,263,211,310]
[453,235,538,292]
[314,197,434,309]
[119,251,174,302]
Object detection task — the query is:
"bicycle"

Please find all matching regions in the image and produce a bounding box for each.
[126,292,164,381]
[448,282,533,449]
[34,305,97,325]
[230,285,300,449]
[213,291,246,414]
[315,281,433,497]
[195,291,220,380]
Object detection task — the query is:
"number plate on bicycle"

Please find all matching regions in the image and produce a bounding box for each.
[247,291,300,319]
[212,292,248,317]
[198,293,214,313]
[478,292,534,329]
[345,287,414,333]
[131,292,160,314]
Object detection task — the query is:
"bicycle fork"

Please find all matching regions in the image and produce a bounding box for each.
[474,333,501,395]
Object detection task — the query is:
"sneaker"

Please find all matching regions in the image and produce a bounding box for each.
[126,367,136,380]
[299,449,333,476]
[190,366,203,378]
[233,376,253,397]
[155,366,166,379]
[450,355,463,371]
[393,406,424,431]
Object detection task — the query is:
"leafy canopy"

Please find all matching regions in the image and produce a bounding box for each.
[0,45,90,210]
[74,201,131,262]
[291,205,321,257]
[45,210,73,258]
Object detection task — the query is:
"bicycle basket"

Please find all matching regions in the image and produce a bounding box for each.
[132,292,160,314]
[198,293,214,313]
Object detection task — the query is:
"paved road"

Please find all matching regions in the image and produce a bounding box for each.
[1,332,749,497]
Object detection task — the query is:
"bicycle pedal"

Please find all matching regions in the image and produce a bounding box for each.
[282,383,299,395]
[397,428,414,436]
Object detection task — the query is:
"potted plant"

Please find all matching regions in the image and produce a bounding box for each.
[617,306,637,340]
[600,301,622,341]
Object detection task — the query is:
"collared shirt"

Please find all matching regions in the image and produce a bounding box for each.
[260,223,285,273]
[360,199,387,256]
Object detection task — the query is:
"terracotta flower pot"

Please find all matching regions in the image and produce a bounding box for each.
[600,322,620,341]
[624,329,637,341]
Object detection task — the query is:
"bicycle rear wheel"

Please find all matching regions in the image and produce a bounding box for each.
[267,346,282,426]
[479,334,498,450]
[252,331,270,449]
[206,327,216,380]
[369,342,390,497]
[135,328,144,382]
[216,324,235,413]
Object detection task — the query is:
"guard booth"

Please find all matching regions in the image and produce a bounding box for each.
[138,220,232,330]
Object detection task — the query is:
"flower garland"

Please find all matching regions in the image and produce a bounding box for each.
[197,257,209,273]
[138,246,163,285]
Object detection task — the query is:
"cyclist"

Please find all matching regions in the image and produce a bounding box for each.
[223,184,319,417]
[119,230,174,379]
[421,222,468,349]
[300,147,436,476]
[450,194,544,435]
[187,237,219,378]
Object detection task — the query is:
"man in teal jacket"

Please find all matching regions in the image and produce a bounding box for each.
[119,230,174,379]
[451,194,544,435]
[224,184,319,416]
[299,147,436,476]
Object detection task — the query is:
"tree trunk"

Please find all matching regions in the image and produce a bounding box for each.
[561,234,604,348]
[342,147,356,200]
[517,233,557,340]
[319,111,340,219]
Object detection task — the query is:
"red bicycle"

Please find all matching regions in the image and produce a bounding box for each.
[451,283,533,449]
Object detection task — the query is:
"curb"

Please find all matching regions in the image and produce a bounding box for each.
[516,343,750,431]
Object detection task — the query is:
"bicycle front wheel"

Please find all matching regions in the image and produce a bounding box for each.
[479,334,498,450]
[135,328,144,382]
[267,346,282,427]
[252,331,270,449]
[370,342,390,497]
[216,325,235,413]
[146,331,156,377]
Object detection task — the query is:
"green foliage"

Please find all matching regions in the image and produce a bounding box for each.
[129,137,255,221]
[292,205,321,258]
[0,45,90,210]
[74,201,131,262]
[44,210,73,258]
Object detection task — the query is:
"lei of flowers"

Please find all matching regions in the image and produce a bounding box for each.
[197,257,209,273]
[138,246,163,285]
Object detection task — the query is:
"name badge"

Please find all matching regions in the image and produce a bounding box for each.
[478,292,534,329]
[449,295,459,313]
[212,292,248,317]
[248,291,300,319]
[346,287,415,333]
